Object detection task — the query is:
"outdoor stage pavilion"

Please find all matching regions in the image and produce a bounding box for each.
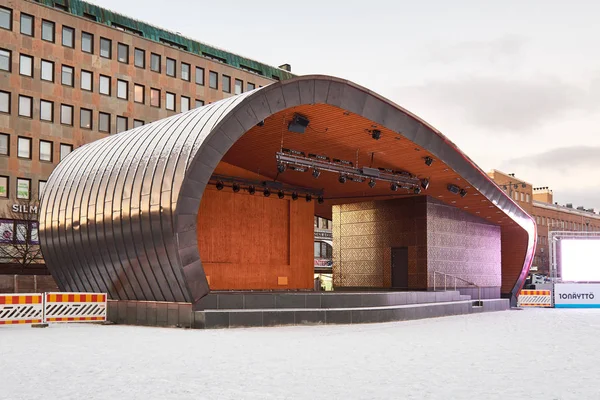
[39,75,536,322]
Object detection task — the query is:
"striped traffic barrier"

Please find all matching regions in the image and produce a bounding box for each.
[44,292,107,323]
[517,289,552,307]
[0,293,44,325]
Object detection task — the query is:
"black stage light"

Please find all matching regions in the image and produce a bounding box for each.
[368,179,376,188]
[263,188,271,197]
[421,178,430,190]
[277,163,286,173]
[338,175,347,184]
[371,129,381,140]
[447,184,460,195]
[390,183,398,191]
[287,114,310,134]
[232,183,240,193]
[414,187,421,195]
[317,196,324,204]
[312,169,321,179]
[306,194,312,202]
[291,192,299,201]
[216,181,224,190]
[424,156,434,166]
[278,190,285,199]
[257,120,265,127]
[459,189,467,198]
[248,185,256,195]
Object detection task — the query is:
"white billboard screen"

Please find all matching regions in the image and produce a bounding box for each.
[561,239,600,281]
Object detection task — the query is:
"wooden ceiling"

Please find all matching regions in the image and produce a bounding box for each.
[221,103,512,226]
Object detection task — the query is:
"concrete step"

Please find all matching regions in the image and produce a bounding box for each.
[192,298,511,329]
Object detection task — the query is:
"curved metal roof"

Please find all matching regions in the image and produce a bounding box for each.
[39,75,536,306]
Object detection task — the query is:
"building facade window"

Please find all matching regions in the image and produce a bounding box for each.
[62,26,74,48]
[39,140,53,162]
[166,58,176,77]
[235,79,243,95]
[16,178,31,200]
[38,181,46,199]
[166,92,175,111]
[18,95,33,118]
[181,63,190,81]
[526,193,530,203]
[100,37,111,58]
[181,96,190,112]
[60,144,72,160]
[209,71,218,89]
[134,48,145,68]
[0,49,10,72]
[0,176,8,198]
[117,43,129,63]
[61,65,74,86]
[99,112,110,133]
[0,91,9,113]
[150,88,160,107]
[19,54,33,77]
[60,104,73,125]
[247,82,255,91]
[81,32,94,53]
[40,100,53,122]
[41,59,54,82]
[133,119,144,128]
[0,7,12,30]
[195,99,204,108]
[0,133,9,155]
[41,20,55,42]
[80,108,92,129]
[195,67,204,85]
[17,137,31,159]
[134,84,144,103]
[20,13,34,36]
[81,70,93,91]
[116,116,128,133]
[222,75,231,93]
[150,53,161,72]
[99,75,111,95]
[117,79,128,99]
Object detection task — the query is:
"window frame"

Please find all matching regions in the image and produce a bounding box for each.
[17,136,32,159]
[41,59,55,82]
[150,88,161,108]
[62,25,75,48]
[0,7,12,31]
[195,67,205,86]
[0,133,10,156]
[39,139,53,162]
[61,64,74,87]
[16,177,31,200]
[60,104,73,126]
[165,92,175,111]
[41,19,55,43]
[20,13,34,36]
[181,62,190,81]
[0,48,11,72]
[99,37,112,59]
[40,99,54,122]
[81,31,94,54]
[38,180,46,200]
[209,71,218,89]
[99,74,111,96]
[116,116,128,133]
[234,78,243,95]
[222,75,231,93]
[0,90,10,114]
[0,175,8,198]
[180,95,190,112]
[60,143,73,161]
[166,57,176,77]
[134,48,145,68]
[195,99,205,108]
[150,53,161,72]
[18,95,33,118]
[247,82,256,91]
[80,70,93,92]
[134,83,144,104]
[117,79,128,100]
[19,54,34,78]
[117,42,129,64]
[98,112,111,133]
[80,108,93,130]
[133,119,144,128]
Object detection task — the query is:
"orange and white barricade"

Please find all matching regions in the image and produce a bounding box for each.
[44,292,107,323]
[0,293,44,325]
[517,290,552,307]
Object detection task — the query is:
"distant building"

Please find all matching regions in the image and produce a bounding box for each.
[488,170,600,275]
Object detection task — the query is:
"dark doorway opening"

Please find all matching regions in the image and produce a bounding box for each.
[391,247,409,289]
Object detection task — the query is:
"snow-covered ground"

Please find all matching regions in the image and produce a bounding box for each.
[1,309,599,399]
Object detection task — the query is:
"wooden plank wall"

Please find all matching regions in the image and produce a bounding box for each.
[196,162,314,290]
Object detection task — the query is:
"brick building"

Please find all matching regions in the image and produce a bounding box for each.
[0,0,292,278]
[488,170,600,276]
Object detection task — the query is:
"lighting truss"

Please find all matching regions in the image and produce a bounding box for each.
[209,174,323,197]
[276,151,425,191]
[549,230,600,281]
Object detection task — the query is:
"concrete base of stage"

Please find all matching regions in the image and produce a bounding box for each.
[106,290,509,329]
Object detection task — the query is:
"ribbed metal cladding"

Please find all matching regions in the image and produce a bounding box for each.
[39,75,536,306]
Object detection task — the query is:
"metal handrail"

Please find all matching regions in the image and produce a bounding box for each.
[432,271,481,305]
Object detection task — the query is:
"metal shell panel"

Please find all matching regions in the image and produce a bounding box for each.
[40,76,535,305]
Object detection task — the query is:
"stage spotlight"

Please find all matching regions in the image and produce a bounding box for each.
[278,190,285,199]
[216,181,224,190]
[338,175,347,184]
[248,185,256,195]
[312,169,321,179]
[424,156,434,166]
[447,184,460,195]
[317,196,324,204]
[421,178,429,190]
[306,194,312,202]
[287,114,310,134]
[277,163,286,173]
[263,188,271,197]
[459,189,467,198]
[291,192,299,201]
[390,183,398,191]
[368,179,376,188]
[232,183,240,193]
[371,129,381,140]
[414,187,421,195]
[257,120,265,127]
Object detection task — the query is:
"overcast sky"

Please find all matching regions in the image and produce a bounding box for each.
[93,0,600,209]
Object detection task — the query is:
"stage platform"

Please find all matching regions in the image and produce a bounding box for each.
[107,291,509,329]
